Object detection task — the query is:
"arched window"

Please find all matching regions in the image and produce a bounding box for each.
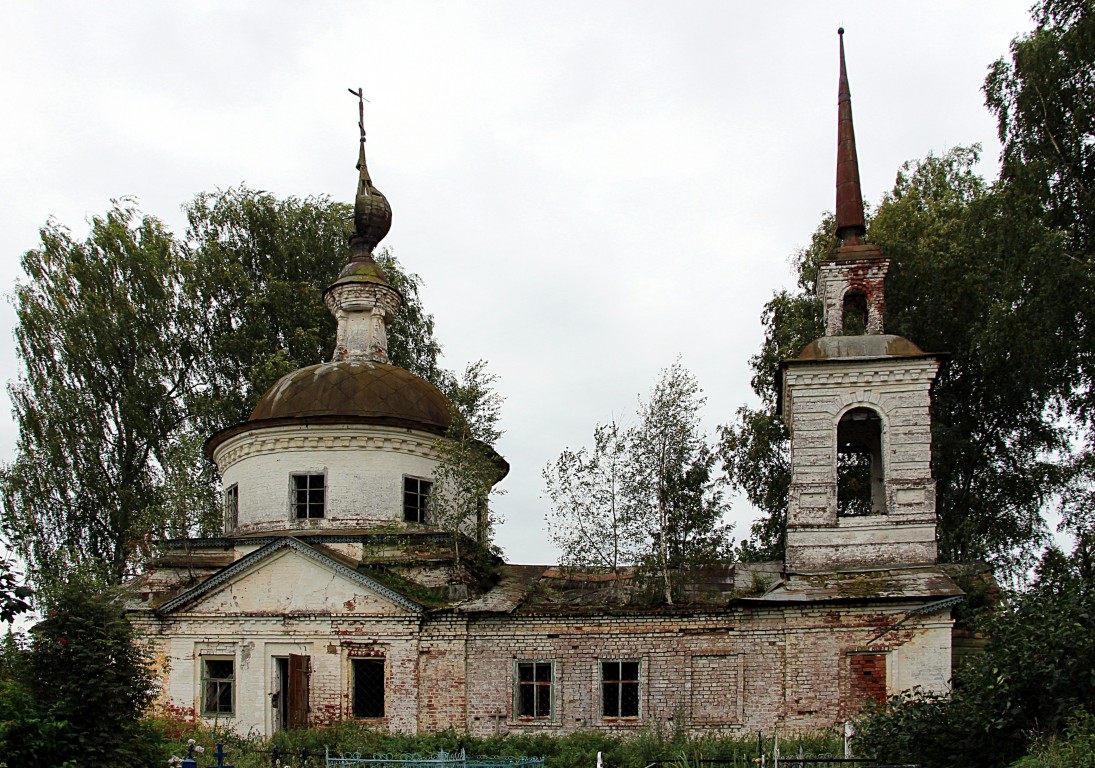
[842,289,868,336]
[837,407,885,515]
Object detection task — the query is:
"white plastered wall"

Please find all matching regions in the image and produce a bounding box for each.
[888,617,954,695]
[214,424,441,533]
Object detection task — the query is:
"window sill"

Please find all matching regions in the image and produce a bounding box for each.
[600,718,642,726]
[510,718,560,727]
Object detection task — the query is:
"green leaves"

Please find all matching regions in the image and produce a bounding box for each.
[428,361,506,566]
[2,201,194,587]
[856,574,1095,768]
[722,144,1081,571]
[2,188,449,592]
[0,581,160,766]
[545,361,731,603]
[544,421,630,577]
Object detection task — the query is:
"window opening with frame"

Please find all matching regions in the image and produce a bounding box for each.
[403,477,432,523]
[515,661,553,720]
[351,658,385,718]
[837,407,885,516]
[201,657,234,716]
[224,483,239,531]
[291,473,326,519]
[601,660,640,719]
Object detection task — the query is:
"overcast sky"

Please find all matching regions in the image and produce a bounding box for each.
[0,2,1037,564]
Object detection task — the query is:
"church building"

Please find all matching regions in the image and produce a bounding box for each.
[130,32,963,737]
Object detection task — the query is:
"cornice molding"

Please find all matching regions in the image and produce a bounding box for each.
[214,424,441,473]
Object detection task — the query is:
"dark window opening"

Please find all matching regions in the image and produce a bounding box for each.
[403,477,432,523]
[516,661,553,719]
[837,408,885,516]
[601,660,639,718]
[292,474,325,519]
[352,658,385,718]
[224,484,239,531]
[842,290,868,336]
[201,658,234,716]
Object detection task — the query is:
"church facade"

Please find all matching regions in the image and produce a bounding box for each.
[130,33,963,738]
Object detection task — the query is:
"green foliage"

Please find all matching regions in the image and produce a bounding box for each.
[877,149,1078,569]
[2,188,447,592]
[1,200,203,588]
[0,560,33,624]
[718,222,827,562]
[546,360,731,602]
[0,677,76,768]
[721,146,1078,571]
[184,186,443,432]
[855,570,1095,768]
[544,421,630,577]
[986,0,1095,262]
[983,0,1095,566]
[0,581,160,766]
[160,723,838,768]
[429,361,507,567]
[1011,711,1095,768]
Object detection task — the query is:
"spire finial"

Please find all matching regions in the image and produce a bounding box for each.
[324,89,401,364]
[345,86,392,253]
[835,28,866,245]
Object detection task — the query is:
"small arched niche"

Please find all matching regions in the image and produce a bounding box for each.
[837,406,885,516]
[842,289,868,336]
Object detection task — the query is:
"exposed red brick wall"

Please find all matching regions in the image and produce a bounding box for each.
[848,652,887,706]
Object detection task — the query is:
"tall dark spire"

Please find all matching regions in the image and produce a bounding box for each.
[835,28,866,246]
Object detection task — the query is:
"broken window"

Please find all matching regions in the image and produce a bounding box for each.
[515,661,553,720]
[291,473,325,519]
[601,660,640,718]
[201,657,234,716]
[223,483,239,532]
[403,477,432,523]
[352,658,385,718]
[837,407,885,516]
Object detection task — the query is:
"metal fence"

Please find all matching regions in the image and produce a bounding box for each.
[325,748,545,768]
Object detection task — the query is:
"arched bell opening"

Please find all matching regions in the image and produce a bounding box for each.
[841,289,868,336]
[837,406,885,516]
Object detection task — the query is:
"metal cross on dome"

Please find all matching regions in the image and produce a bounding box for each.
[348,87,371,144]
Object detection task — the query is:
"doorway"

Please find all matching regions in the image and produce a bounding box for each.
[271,654,310,731]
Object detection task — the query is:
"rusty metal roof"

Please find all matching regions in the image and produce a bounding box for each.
[835,28,866,246]
[746,566,963,604]
[249,360,452,428]
[793,334,929,361]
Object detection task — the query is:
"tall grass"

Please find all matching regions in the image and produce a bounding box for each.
[156,721,843,768]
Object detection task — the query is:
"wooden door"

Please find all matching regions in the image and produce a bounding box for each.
[288,654,310,729]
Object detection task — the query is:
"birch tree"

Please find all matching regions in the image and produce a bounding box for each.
[544,421,631,580]
[545,361,731,603]
[626,360,731,603]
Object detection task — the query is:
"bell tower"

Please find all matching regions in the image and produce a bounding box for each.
[780,30,943,573]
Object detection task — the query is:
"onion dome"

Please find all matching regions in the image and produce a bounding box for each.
[205,95,453,458]
[250,361,451,431]
[351,141,393,256]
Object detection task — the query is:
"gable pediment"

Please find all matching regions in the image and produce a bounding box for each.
[157,537,421,616]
